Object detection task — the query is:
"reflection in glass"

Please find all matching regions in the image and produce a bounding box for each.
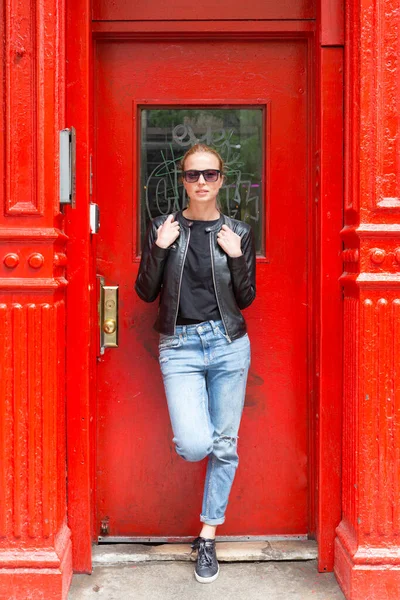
[140,108,263,252]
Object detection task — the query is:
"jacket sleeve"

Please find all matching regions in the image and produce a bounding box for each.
[228,226,256,309]
[135,219,169,303]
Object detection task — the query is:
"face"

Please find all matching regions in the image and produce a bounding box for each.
[182,152,224,206]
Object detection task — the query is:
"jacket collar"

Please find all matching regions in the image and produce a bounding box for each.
[175,210,224,232]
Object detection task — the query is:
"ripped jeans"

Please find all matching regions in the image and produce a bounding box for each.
[158,320,251,526]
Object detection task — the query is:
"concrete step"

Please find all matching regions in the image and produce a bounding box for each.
[93,540,318,565]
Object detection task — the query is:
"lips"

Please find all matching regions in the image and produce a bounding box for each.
[196,190,209,194]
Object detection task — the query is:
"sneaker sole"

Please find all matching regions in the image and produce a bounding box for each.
[194,565,220,584]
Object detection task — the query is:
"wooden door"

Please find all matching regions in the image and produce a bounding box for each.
[94,38,310,539]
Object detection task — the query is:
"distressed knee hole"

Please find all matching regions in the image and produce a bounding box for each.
[215,435,238,444]
[212,435,239,464]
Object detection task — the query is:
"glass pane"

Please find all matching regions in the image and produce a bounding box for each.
[140,108,263,253]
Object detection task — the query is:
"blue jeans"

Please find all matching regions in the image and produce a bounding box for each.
[158,320,251,526]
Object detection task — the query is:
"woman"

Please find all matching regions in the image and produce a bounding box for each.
[135,143,256,583]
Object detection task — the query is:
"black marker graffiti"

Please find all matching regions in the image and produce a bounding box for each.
[144,123,261,226]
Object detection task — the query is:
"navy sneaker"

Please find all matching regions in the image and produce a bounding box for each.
[191,536,220,583]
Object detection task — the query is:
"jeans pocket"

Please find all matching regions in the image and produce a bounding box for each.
[159,334,181,349]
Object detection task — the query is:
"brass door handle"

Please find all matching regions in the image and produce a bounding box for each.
[97,275,119,354]
[103,319,116,334]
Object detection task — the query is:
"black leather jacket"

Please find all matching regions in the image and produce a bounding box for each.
[135,210,256,342]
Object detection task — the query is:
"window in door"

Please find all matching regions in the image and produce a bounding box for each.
[139,107,264,253]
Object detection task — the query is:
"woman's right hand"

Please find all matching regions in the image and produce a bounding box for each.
[155,214,180,249]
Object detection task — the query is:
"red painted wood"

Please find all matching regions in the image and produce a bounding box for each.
[319,0,344,45]
[65,0,94,574]
[7,0,396,597]
[4,1,44,216]
[335,0,400,596]
[93,0,315,21]
[94,37,310,538]
[92,21,317,36]
[315,46,344,571]
[0,0,72,597]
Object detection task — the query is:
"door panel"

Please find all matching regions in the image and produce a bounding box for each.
[93,0,315,21]
[95,39,309,537]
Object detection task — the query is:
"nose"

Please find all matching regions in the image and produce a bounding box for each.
[198,173,206,184]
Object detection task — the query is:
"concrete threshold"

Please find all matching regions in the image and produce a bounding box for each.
[93,540,318,565]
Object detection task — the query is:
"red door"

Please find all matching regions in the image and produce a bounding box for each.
[94,38,309,539]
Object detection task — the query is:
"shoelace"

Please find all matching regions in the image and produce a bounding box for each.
[191,536,215,567]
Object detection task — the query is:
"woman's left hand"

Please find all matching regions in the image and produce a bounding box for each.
[217,224,243,258]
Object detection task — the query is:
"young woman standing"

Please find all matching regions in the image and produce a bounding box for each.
[135,144,256,583]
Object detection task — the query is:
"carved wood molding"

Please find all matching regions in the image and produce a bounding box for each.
[341,225,400,278]
[3,0,64,217]
[342,225,400,240]
[0,301,67,544]
[340,294,400,544]
[0,228,68,282]
[0,278,68,290]
[0,228,68,241]
[345,0,400,215]
[92,20,315,40]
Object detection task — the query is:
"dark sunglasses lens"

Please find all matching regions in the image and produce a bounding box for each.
[184,170,200,182]
[184,170,220,182]
[203,170,220,182]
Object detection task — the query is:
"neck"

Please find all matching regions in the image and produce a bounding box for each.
[182,202,220,221]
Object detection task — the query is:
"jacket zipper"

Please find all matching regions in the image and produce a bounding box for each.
[209,234,232,343]
[174,228,191,333]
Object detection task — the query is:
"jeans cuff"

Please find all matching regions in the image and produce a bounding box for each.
[200,514,225,526]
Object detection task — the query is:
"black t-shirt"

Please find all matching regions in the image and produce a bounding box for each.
[176,217,222,325]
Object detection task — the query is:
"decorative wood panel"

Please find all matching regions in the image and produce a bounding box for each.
[357,296,400,541]
[0,0,71,596]
[342,296,358,529]
[0,301,63,543]
[361,0,400,211]
[337,1,400,597]
[5,0,41,214]
[3,0,64,217]
[92,0,316,21]
[345,0,400,215]
[337,286,400,596]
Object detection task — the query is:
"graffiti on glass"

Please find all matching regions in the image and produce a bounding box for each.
[144,124,260,224]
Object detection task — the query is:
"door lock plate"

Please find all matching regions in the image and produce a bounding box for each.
[98,276,118,353]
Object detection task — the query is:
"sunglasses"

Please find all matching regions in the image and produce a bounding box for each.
[183,169,221,183]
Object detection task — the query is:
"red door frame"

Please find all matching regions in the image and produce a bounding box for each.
[65,0,343,575]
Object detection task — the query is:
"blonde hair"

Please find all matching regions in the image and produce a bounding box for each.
[180,144,225,174]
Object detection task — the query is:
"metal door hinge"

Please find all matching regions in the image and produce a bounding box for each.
[100,517,109,536]
[90,203,100,234]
